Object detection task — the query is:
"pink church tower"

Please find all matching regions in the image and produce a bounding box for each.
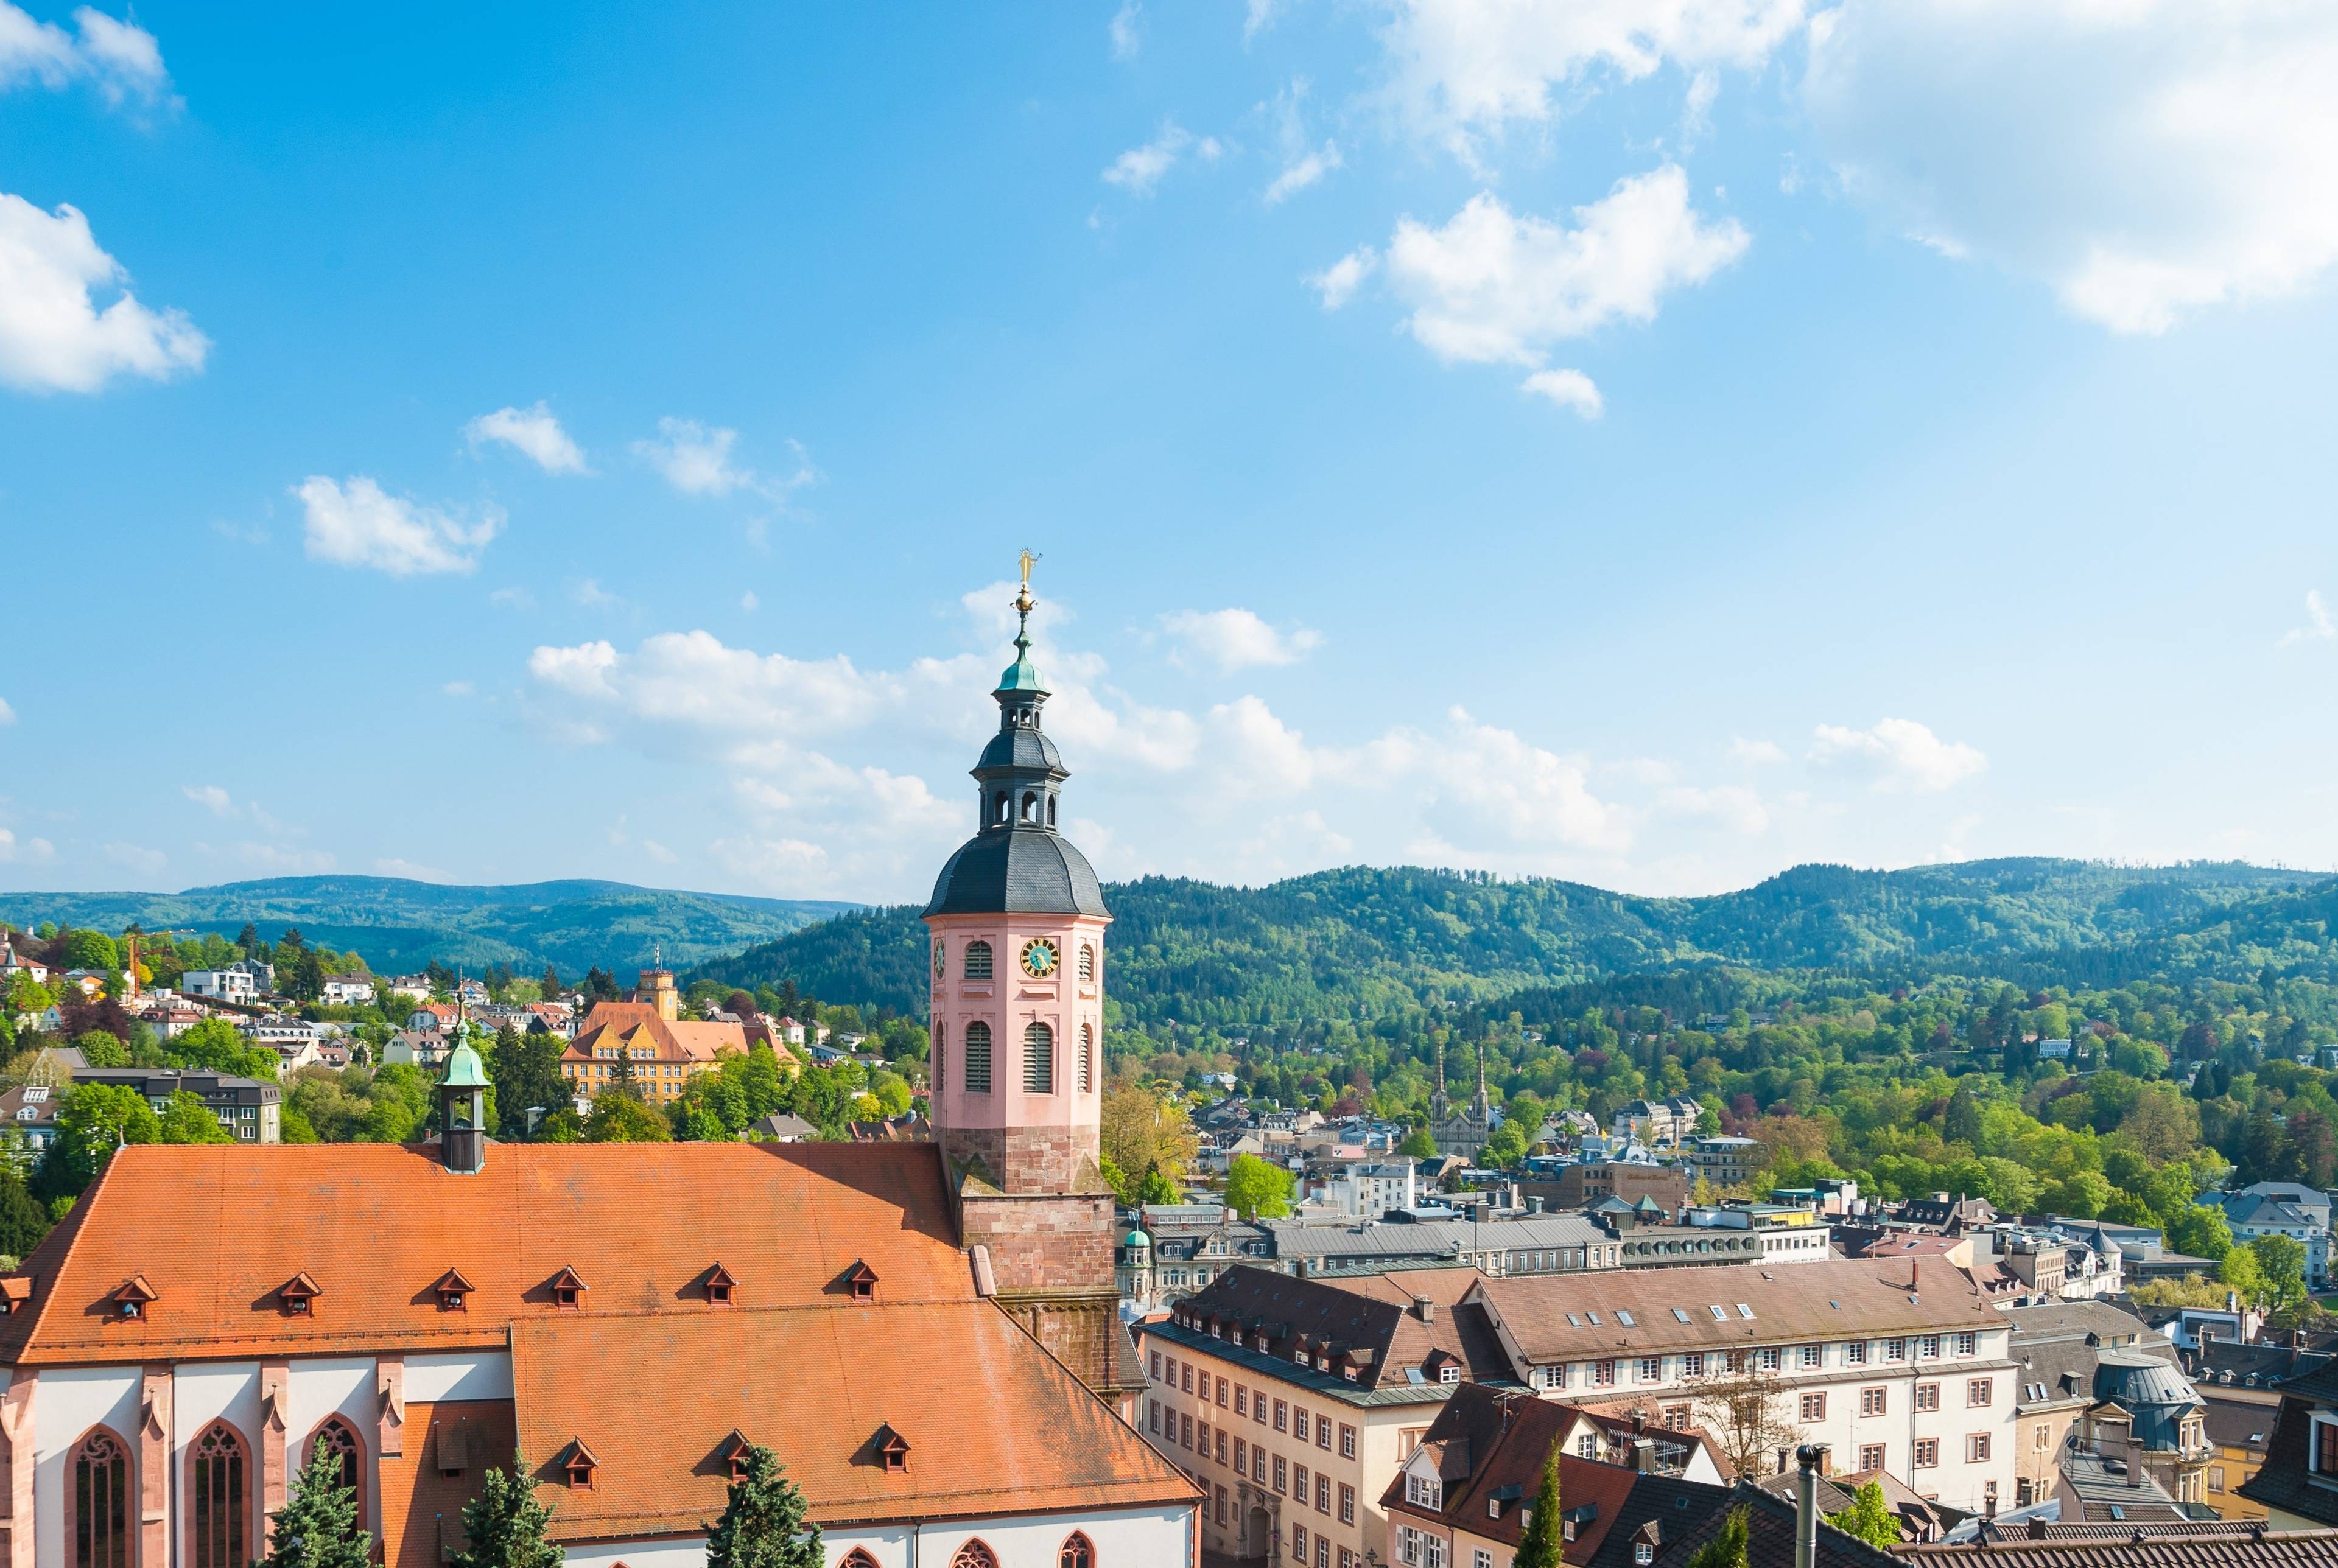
[924,560,1132,1396]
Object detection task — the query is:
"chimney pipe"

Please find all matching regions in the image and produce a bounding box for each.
[1631,1437,1655,1473]
[1413,1295,1436,1323]
[1795,1444,1828,1568]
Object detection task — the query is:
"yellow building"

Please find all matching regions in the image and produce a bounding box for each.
[2200,1388,2279,1519]
[561,968,744,1105]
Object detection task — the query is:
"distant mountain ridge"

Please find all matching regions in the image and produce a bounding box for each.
[0,875,857,978]
[682,858,2336,1026]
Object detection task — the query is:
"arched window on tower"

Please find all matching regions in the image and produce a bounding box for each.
[993,792,1009,825]
[1021,791,1037,823]
[1079,944,1095,982]
[1059,1531,1097,1568]
[964,1022,991,1093]
[1080,1024,1094,1094]
[189,1421,250,1568]
[1023,1022,1055,1093]
[1047,796,1057,827]
[68,1427,130,1568]
[933,1022,946,1091]
[965,942,992,980]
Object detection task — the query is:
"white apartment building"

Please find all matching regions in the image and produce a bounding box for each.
[319,973,376,1006]
[1465,1256,2020,1514]
[181,967,257,1003]
[1325,1160,1420,1219]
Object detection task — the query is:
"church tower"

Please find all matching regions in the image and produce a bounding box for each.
[924,560,1132,1398]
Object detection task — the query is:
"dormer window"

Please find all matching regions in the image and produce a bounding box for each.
[704,1264,737,1304]
[562,1439,598,1489]
[279,1272,322,1316]
[843,1261,879,1301]
[874,1424,910,1472]
[723,1430,755,1482]
[549,1267,588,1308]
[0,1278,29,1316]
[434,1268,474,1312]
[113,1276,158,1320]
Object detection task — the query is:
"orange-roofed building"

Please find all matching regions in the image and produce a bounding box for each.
[561,995,747,1107]
[0,578,1196,1568]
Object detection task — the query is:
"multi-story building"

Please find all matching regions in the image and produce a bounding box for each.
[1610,1097,1702,1149]
[1539,1161,1689,1213]
[318,975,376,1006]
[1137,1265,1507,1568]
[2217,1185,2333,1289]
[1688,1135,1761,1189]
[1266,1211,1622,1282]
[72,1066,281,1143]
[181,968,256,1004]
[561,970,745,1107]
[2003,1300,2201,1508]
[1324,1160,1421,1219]
[1462,1257,2020,1513]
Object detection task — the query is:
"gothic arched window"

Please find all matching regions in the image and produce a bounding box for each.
[190,1421,250,1568]
[1059,1531,1096,1568]
[68,1427,130,1568]
[952,1542,1000,1568]
[1080,1024,1095,1094]
[933,1021,945,1091]
[840,1553,880,1568]
[1023,1022,1054,1094]
[1078,943,1095,982]
[308,1416,365,1536]
[964,942,992,980]
[964,1021,992,1094]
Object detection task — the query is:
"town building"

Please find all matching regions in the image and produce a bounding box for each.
[1461,1257,2022,1513]
[72,1066,283,1143]
[385,973,433,1002]
[1685,1135,1760,1189]
[1324,1159,1421,1219]
[1609,1097,1702,1149]
[319,975,376,1006]
[181,968,257,1004]
[2002,1300,2205,1509]
[561,969,745,1108]
[0,1086,59,1154]
[2217,1185,2334,1289]
[0,939,49,987]
[1138,1264,1508,1567]
[1537,1161,1689,1213]
[0,585,1200,1567]
[1428,1044,1494,1161]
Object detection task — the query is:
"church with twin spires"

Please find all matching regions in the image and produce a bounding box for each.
[0,564,1191,1568]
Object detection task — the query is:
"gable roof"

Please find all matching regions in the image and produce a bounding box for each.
[567,1001,746,1063]
[510,1301,1195,1539]
[1651,1480,1903,1568]
[0,1140,972,1365]
[1171,1264,1505,1392]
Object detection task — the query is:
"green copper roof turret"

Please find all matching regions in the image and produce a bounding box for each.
[442,1035,489,1088]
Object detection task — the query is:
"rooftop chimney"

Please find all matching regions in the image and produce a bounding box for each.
[1631,1437,1655,1473]
[1794,1444,1828,1568]
[1413,1295,1436,1323]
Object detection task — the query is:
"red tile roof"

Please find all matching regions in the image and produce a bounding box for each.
[510,1302,1196,1539]
[0,1140,976,1365]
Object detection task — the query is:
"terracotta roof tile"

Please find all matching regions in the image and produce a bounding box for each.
[0,1140,973,1365]
[509,1302,1197,1538]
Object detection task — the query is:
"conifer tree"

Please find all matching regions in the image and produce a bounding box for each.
[256,1441,370,1568]
[447,1453,563,1568]
[1683,1507,1750,1568]
[1514,1440,1565,1568]
[704,1443,821,1568]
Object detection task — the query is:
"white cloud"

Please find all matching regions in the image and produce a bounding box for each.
[465,401,590,475]
[0,696,12,724]
[1728,736,1786,765]
[441,680,475,696]
[1382,167,1750,368]
[1376,0,1804,161]
[1654,783,1768,836]
[1266,142,1343,205]
[375,856,452,881]
[183,784,233,816]
[2281,590,2335,646]
[102,840,165,877]
[1103,121,1195,195]
[1308,246,1378,309]
[1161,607,1323,671]
[294,476,502,576]
[1431,707,1631,853]
[1518,367,1603,417]
[0,828,52,863]
[572,578,620,609]
[1244,0,1282,42]
[1805,0,2338,334]
[641,839,678,865]
[1109,0,1142,60]
[0,3,171,107]
[0,193,207,394]
[633,416,751,496]
[1809,717,1987,792]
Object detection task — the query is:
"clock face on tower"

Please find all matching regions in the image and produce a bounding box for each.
[1020,937,1059,979]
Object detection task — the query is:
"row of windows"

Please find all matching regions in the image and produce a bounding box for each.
[65,1415,365,1568]
[935,1021,1094,1095]
[1149,1351,1358,1457]
[832,1540,1094,1568]
[949,940,1099,981]
[1149,1400,1358,1524]
[1203,1488,1361,1568]
[1793,1379,1995,1423]
[1536,1335,1985,1388]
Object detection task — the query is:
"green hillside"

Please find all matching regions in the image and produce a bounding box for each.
[0,876,856,977]
[681,858,2326,1026]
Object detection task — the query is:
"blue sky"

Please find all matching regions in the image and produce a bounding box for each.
[3,0,2336,904]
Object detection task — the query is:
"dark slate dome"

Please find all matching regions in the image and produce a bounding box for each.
[924,825,1108,917]
[2091,1350,2203,1450]
[977,724,1064,774]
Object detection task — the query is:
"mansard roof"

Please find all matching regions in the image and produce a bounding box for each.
[924,824,1108,918]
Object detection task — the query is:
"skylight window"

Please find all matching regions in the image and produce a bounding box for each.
[1736,1304,1755,1320]
[1587,1312,1602,1326]
[1708,1306,1727,1321]
[1673,1309,1691,1324]
[1566,1313,1582,1328]
[1617,1309,1636,1326]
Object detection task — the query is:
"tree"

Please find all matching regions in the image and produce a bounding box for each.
[2253,1233,2309,1314]
[446,1454,563,1568]
[497,1030,572,1133]
[1513,1440,1564,1568]
[1683,1507,1749,1568]
[1827,1481,1900,1548]
[1483,1120,1529,1169]
[61,929,119,972]
[2220,1243,2265,1304]
[2166,1203,2233,1262]
[1136,1163,1181,1206]
[156,1091,234,1145]
[1687,1361,1797,1479]
[703,1442,821,1568]
[0,1171,51,1256]
[34,1082,160,1203]
[606,1051,644,1101]
[235,922,261,956]
[1225,1153,1296,1220]
[255,1433,371,1568]
[1100,1085,1198,1188]
[287,950,327,1004]
[170,1017,279,1080]
[1396,1127,1439,1160]
[586,1094,672,1143]
[539,963,563,999]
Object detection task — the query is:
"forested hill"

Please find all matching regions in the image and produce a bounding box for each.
[0,876,855,976]
[683,858,2333,1027]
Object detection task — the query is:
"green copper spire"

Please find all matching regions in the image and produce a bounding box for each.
[995,549,1048,695]
[441,1032,489,1088]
